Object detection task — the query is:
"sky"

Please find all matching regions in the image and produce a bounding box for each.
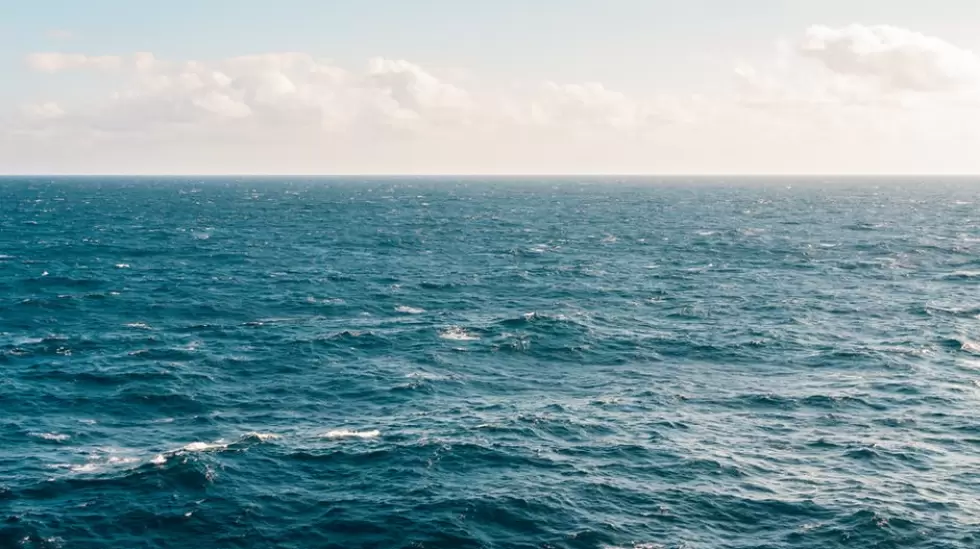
[2,0,980,175]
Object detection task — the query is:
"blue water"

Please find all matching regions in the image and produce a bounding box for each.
[2,177,980,549]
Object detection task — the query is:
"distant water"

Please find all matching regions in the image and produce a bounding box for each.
[2,177,980,549]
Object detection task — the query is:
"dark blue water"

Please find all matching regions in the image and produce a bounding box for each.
[2,177,980,549]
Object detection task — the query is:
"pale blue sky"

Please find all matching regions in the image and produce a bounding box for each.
[3,0,980,173]
[4,0,979,96]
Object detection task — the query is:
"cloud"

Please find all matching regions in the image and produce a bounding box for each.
[8,24,980,174]
[799,24,980,92]
[26,52,123,73]
[18,51,673,138]
[21,102,65,120]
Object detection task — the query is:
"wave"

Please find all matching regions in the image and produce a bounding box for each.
[321,429,381,439]
[942,270,980,280]
[395,305,426,314]
[960,340,980,355]
[439,326,479,341]
[65,432,281,472]
[242,432,281,442]
[921,304,980,318]
[496,311,583,328]
[179,441,230,453]
[30,432,70,442]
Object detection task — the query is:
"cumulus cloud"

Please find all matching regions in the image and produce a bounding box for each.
[8,24,980,174]
[17,51,669,138]
[799,24,980,92]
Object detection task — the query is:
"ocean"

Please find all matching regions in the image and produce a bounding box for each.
[1,176,979,549]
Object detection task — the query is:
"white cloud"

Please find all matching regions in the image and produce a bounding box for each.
[527,82,645,131]
[799,24,980,92]
[26,52,123,73]
[18,51,661,138]
[21,102,65,120]
[7,24,980,174]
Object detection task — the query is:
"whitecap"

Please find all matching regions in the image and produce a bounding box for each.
[31,432,70,442]
[243,432,280,442]
[405,371,448,381]
[439,326,479,341]
[396,305,426,314]
[115,263,130,269]
[322,429,381,439]
[150,454,167,465]
[961,340,980,354]
[125,322,151,330]
[947,271,980,279]
[180,441,229,452]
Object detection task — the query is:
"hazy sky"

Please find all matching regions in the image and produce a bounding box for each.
[3,0,980,174]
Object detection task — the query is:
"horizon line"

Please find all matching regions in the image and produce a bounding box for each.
[2,173,980,178]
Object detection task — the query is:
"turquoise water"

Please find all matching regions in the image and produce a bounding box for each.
[2,177,979,548]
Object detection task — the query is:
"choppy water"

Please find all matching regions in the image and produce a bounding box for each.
[2,177,980,549]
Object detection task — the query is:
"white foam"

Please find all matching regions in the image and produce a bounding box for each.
[601,544,664,549]
[962,340,980,354]
[31,432,70,442]
[115,263,130,269]
[150,454,168,465]
[322,429,381,439]
[406,371,448,381]
[70,463,100,473]
[396,305,426,314]
[125,322,151,330]
[439,326,479,341]
[245,432,280,441]
[180,441,229,452]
